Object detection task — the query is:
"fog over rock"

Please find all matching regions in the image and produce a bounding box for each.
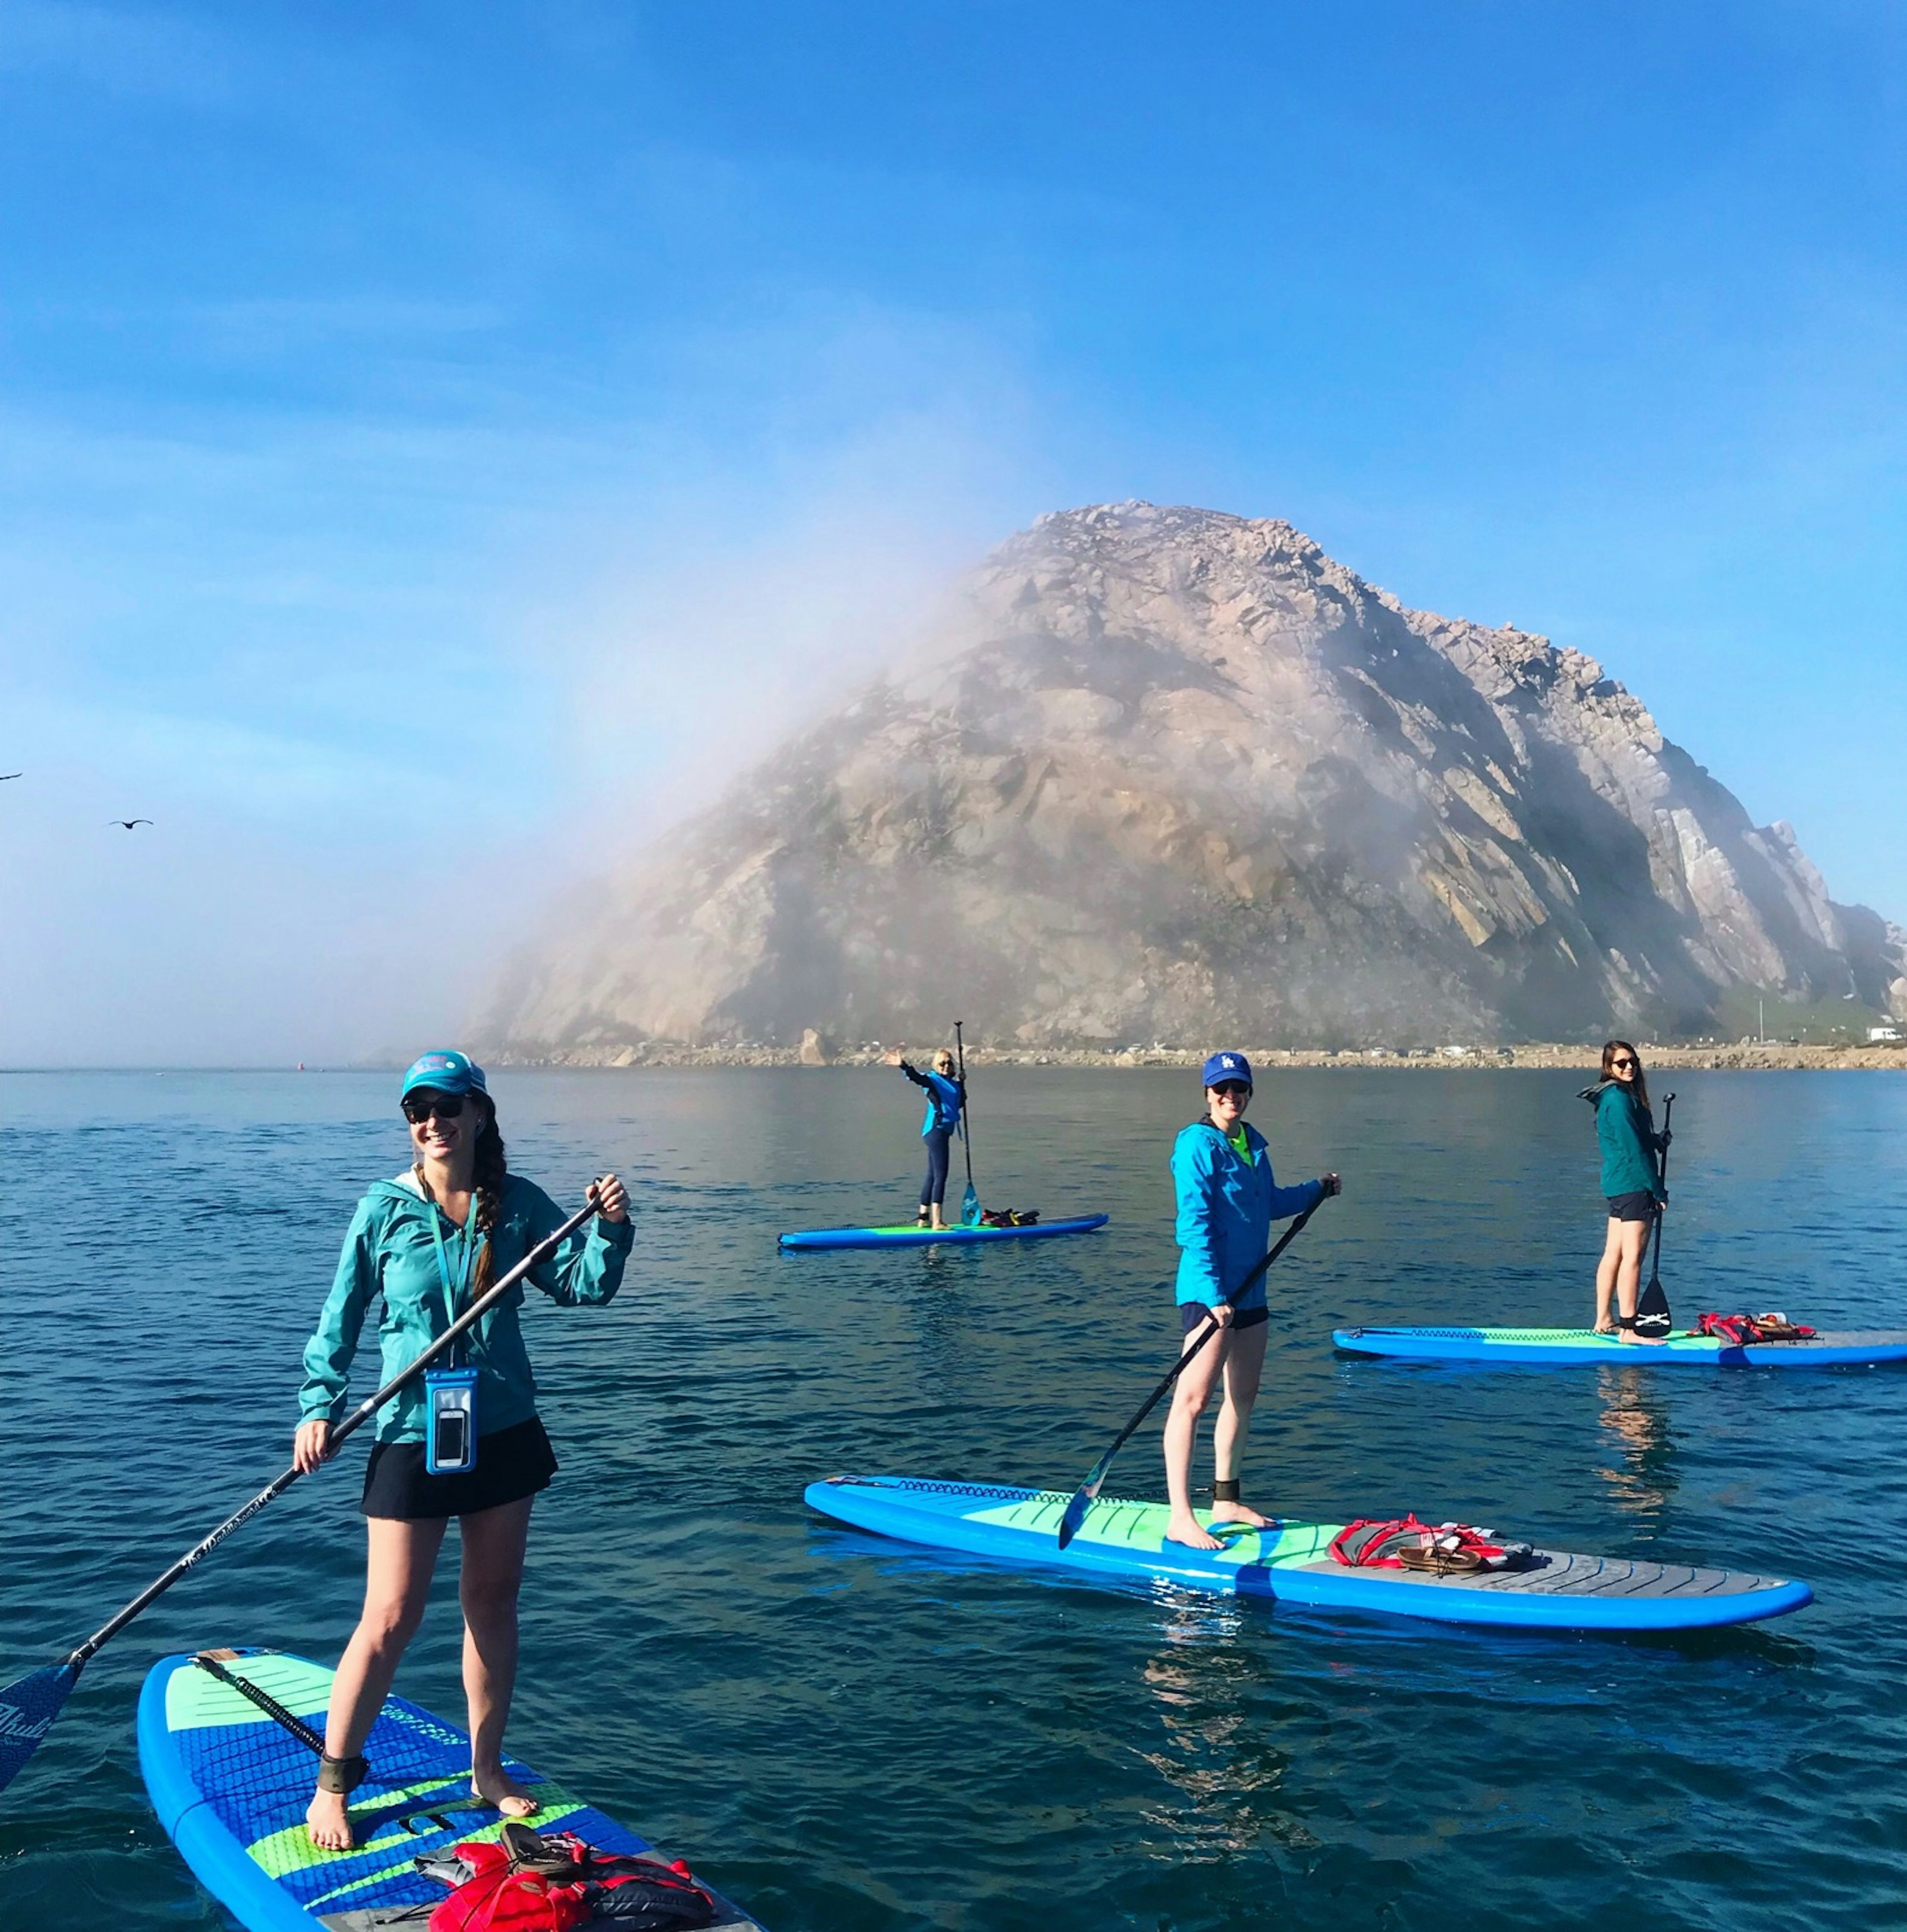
[480,503,1907,1051]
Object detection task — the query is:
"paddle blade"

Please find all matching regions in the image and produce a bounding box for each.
[1056,1486,1095,1550]
[1057,1455,1113,1549]
[1636,1275,1672,1340]
[961,1182,981,1227]
[0,1662,80,1796]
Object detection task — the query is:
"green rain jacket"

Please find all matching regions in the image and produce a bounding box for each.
[298,1170,632,1444]
[1583,1081,1666,1203]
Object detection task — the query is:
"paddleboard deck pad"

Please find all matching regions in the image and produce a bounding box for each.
[778,1212,1108,1251]
[138,1649,760,1932]
[805,1475,1813,1633]
[1333,1325,1907,1367]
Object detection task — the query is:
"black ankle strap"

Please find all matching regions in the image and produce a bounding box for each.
[317,1753,369,1794]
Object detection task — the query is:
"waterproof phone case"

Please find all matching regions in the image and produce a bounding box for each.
[424,1366,480,1475]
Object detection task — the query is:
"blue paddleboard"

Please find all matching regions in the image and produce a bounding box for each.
[778,1213,1108,1251]
[805,1476,1813,1634]
[138,1649,759,1932]
[1333,1325,1907,1367]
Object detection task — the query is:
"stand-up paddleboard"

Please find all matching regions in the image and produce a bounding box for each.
[138,1649,760,1932]
[1333,1325,1907,1368]
[779,1213,1108,1251]
[805,1476,1813,1633]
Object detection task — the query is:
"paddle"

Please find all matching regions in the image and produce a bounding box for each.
[1056,1196,1324,1549]
[0,1187,608,1799]
[954,1020,980,1227]
[1635,1092,1676,1340]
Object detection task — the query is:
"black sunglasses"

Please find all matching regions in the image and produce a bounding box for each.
[402,1092,467,1123]
[1210,1080,1252,1098]
[1610,1057,1637,1071]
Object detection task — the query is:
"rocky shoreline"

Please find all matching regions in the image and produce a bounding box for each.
[486,1038,1907,1073]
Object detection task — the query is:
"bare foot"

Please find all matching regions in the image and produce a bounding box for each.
[1163,1512,1225,1552]
[1210,1501,1272,1529]
[471,1768,541,1820]
[1592,1322,1616,1336]
[305,1787,354,1852]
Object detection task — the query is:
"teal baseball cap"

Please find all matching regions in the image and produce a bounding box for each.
[400,1049,488,1100]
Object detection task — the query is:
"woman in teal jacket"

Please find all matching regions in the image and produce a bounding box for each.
[1164,1051,1340,1551]
[1582,1039,1669,1339]
[293,1050,632,1851]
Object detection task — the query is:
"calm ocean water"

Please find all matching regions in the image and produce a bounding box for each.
[4,1067,1907,1931]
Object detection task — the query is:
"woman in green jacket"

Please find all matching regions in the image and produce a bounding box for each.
[293,1050,632,1850]
[1583,1039,1669,1340]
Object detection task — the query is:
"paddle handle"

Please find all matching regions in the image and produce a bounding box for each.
[66,1192,603,1667]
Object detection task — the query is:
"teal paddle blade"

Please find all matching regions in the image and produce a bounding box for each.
[0,1661,80,1795]
[961,1182,981,1226]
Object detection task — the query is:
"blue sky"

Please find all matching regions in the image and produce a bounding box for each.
[1,1,1901,1062]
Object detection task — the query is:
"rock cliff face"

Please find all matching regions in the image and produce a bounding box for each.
[481,503,1907,1050]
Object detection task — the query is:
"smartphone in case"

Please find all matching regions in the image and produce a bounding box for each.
[424,1367,480,1475]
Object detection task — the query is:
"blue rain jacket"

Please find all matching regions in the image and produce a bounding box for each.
[299,1171,632,1444]
[1172,1120,1324,1310]
[900,1062,964,1136]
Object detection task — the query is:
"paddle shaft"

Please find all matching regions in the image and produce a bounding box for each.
[954,1020,975,1192]
[1645,1093,1676,1288]
[1060,1198,1322,1538]
[64,1193,602,1668]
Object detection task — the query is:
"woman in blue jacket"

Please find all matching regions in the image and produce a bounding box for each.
[293,1050,632,1850]
[889,1046,965,1229]
[1166,1052,1341,1551]
[1582,1039,1669,1340]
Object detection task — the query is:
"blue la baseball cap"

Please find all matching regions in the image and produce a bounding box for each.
[401,1049,489,1100]
[1200,1051,1253,1088]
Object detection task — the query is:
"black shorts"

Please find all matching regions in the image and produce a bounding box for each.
[1181,1302,1269,1333]
[360,1416,558,1522]
[1606,1191,1659,1224]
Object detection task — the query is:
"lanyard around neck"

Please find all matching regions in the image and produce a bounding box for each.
[425,1187,483,1363]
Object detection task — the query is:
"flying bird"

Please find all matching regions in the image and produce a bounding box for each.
[109,819,154,830]
[0,772,20,781]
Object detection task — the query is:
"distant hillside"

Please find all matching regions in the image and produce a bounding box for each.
[478,502,1907,1052]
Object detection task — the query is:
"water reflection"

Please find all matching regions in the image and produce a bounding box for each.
[906,1246,977,1398]
[1132,1594,1315,1859]
[1591,1366,1677,1519]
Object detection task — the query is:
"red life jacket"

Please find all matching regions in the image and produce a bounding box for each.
[1695,1311,1818,1346]
[427,1828,719,1932]
[1329,1515,1535,1573]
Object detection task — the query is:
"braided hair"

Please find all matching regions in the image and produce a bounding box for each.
[471,1098,507,1294]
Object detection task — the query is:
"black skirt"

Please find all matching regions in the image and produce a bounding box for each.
[360,1416,558,1521]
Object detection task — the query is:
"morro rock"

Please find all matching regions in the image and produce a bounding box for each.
[479,503,1907,1050]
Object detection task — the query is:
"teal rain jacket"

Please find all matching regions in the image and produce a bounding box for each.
[1171,1120,1324,1311]
[299,1170,633,1444]
[1584,1081,1666,1202]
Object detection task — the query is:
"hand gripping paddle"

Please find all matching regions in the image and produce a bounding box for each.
[1057,1196,1325,1549]
[0,1188,608,1799]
